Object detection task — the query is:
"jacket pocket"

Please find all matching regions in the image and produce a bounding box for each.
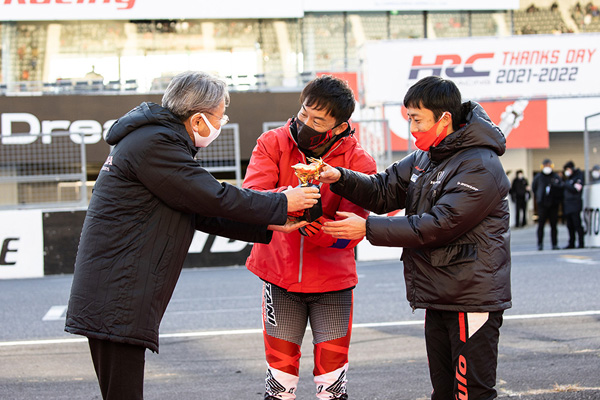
[429,243,477,267]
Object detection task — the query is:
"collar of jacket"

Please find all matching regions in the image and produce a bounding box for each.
[285,118,354,160]
[428,101,506,163]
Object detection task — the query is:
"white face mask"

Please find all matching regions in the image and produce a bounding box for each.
[564,169,572,177]
[592,170,600,179]
[192,113,222,148]
[542,166,553,175]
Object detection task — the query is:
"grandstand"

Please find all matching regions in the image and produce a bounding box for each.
[1,1,599,94]
[0,0,599,210]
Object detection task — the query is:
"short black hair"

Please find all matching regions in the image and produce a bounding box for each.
[403,76,463,131]
[300,75,356,124]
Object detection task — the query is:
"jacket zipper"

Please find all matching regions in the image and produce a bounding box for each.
[295,136,345,285]
[298,236,304,283]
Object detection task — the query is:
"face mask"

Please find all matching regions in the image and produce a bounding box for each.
[295,118,337,151]
[411,112,450,151]
[193,113,222,148]
[592,170,600,179]
[517,174,523,179]
[542,166,553,175]
[564,169,572,177]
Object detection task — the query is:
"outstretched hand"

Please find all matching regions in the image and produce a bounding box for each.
[268,218,309,233]
[322,211,367,240]
[283,186,320,213]
[317,164,341,184]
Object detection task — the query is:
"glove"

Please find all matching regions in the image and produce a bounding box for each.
[299,217,324,237]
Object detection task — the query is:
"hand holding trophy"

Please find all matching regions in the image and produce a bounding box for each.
[291,157,324,222]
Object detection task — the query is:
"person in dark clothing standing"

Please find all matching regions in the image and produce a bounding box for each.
[562,161,585,248]
[318,76,511,400]
[64,71,319,400]
[532,159,564,250]
[510,169,531,227]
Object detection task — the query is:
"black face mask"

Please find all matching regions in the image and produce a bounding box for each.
[295,118,337,151]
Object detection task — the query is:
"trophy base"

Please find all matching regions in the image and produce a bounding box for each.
[302,198,323,223]
[298,183,323,223]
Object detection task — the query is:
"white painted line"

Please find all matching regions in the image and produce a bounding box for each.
[563,258,599,265]
[42,305,67,321]
[504,310,600,320]
[2,309,599,348]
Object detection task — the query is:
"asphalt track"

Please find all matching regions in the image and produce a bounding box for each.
[1,224,599,399]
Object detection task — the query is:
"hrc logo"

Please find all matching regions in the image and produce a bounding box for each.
[409,53,494,80]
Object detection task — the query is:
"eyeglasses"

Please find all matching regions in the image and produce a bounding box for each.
[205,111,229,126]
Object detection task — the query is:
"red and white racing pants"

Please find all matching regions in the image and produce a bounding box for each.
[425,309,504,400]
[262,282,353,399]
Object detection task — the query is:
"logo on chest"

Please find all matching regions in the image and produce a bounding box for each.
[430,171,446,185]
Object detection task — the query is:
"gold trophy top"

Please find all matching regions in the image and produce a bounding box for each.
[292,157,324,186]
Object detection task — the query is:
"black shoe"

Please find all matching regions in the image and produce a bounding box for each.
[552,245,560,250]
[538,244,543,251]
[564,245,575,249]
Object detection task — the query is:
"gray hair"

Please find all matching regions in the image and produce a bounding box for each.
[161,71,230,120]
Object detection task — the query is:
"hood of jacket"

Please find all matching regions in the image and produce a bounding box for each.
[430,101,506,163]
[106,102,193,149]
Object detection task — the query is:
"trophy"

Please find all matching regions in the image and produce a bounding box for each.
[291,157,324,222]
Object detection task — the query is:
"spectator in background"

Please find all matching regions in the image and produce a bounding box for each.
[562,161,585,249]
[532,159,564,250]
[590,164,600,183]
[510,169,531,228]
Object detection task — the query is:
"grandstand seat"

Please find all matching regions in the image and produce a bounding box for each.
[105,80,121,91]
[123,79,138,91]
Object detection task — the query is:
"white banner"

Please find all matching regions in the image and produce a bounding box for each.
[1,0,518,21]
[0,0,303,21]
[0,210,44,279]
[362,33,600,105]
[304,0,518,12]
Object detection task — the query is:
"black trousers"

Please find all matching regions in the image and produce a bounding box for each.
[425,310,504,400]
[536,204,559,247]
[88,338,146,400]
[514,198,527,227]
[564,211,584,248]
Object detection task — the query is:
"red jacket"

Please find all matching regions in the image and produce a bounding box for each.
[243,119,377,293]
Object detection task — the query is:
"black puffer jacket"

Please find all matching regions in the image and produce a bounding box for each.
[563,168,584,215]
[65,102,287,352]
[331,102,511,312]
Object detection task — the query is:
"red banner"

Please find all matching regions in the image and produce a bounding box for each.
[389,99,548,151]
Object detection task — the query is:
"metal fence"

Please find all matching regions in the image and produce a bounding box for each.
[195,123,242,187]
[0,132,87,210]
[354,119,392,170]
[584,111,600,183]
[0,124,243,209]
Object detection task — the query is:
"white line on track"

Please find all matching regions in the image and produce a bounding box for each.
[3,309,600,348]
[42,305,67,321]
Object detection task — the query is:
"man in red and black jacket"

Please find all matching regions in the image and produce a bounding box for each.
[244,75,376,400]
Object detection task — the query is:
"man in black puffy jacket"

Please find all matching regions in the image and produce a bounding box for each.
[318,76,511,400]
[562,161,585,248]
[531,159,563,250]
[64,71,319,400]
